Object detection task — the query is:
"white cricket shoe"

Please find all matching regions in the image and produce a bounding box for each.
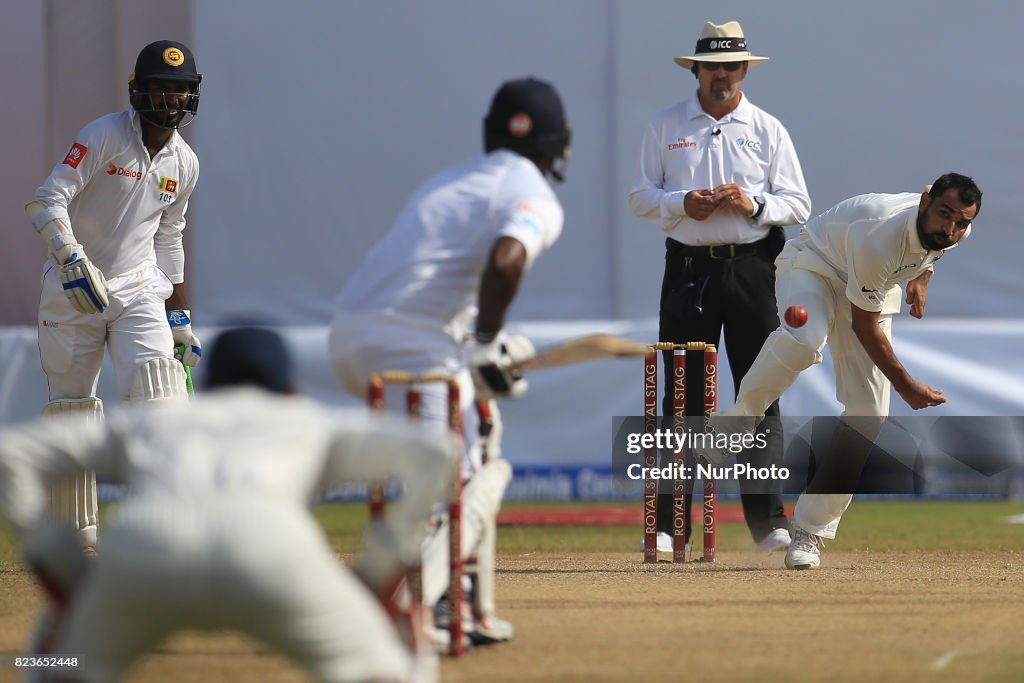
[655,531,673,554]
[639,532,690,561]
[424,624,473,655]
[785,526,823,570]
[470,614,517,645]
[433,594,514,647]
[637,531,672,553]
[756,527,792,553]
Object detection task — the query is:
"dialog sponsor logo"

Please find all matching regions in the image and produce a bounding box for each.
[106,162,143,180]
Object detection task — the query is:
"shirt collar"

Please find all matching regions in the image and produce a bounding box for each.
[906,209,928,255]
[731,95,753,123]
[129,108,144,138]
[129,108,179,153]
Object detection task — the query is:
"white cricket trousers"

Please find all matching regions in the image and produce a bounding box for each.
[38,264,177,401]
[39,263,178,549]
[723,240,894,538]
[328,312,484,477]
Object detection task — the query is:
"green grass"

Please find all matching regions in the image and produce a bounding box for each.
[312,499,1024,555]
[1,500,1021,567]
[822,499,1024,552]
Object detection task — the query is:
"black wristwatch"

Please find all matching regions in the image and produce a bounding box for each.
[751,196,766,220]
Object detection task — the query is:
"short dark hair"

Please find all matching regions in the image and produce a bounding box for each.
[929,173,982,216]
[204,327,295,395]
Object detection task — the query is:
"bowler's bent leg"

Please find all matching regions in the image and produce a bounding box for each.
[792,311,893,542]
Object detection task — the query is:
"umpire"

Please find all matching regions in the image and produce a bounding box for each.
[628,20,811,552]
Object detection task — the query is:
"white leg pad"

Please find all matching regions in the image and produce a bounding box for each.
[129,357,188,403]
[471,516,498,618]
[43,398,104,421]
[421,459,512,607]
[43,398,103,547]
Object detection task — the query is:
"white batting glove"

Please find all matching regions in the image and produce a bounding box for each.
[27,203,109,314]
[58,251,109,314]
[47,230,79,267]
[469,332,534,400]
[167,309,203,366]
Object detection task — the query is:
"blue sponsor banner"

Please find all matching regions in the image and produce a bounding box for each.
[315,466,641,503]
[505,466,632,501]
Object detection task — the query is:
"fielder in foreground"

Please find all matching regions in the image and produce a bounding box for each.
[709,173,982,569]
[0,328,454,683]
[330,77,571,647]
[26,40,205,554]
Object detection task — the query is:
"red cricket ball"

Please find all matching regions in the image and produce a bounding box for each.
[784,305,808,328]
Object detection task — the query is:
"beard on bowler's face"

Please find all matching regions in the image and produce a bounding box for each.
[916,206,955,251]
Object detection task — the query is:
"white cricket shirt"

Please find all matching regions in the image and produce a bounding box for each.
[335,150,563,327]
[798,192,970,312]
[0,389,451,534]
[30,109,199,283]
[628,93,810,245]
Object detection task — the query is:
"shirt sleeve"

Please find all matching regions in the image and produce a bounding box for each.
[758,126,811,227]
[627,123,687,232]
[29,125,106,230]
[0,418,121,535]
[155,153,198,284]
[495,196,563,270]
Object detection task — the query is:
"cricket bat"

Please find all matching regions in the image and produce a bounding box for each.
[510,333,649,372]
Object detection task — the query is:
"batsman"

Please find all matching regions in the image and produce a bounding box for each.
[330,77,571,649]
[25,40,204,555]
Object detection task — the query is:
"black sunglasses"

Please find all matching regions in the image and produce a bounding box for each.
[699,61,744,72]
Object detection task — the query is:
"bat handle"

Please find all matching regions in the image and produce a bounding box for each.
[174,345,196,396]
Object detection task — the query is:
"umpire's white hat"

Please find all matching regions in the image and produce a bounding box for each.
[674,21,769,69]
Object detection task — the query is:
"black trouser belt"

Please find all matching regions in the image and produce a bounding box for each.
[667,238,763,260]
